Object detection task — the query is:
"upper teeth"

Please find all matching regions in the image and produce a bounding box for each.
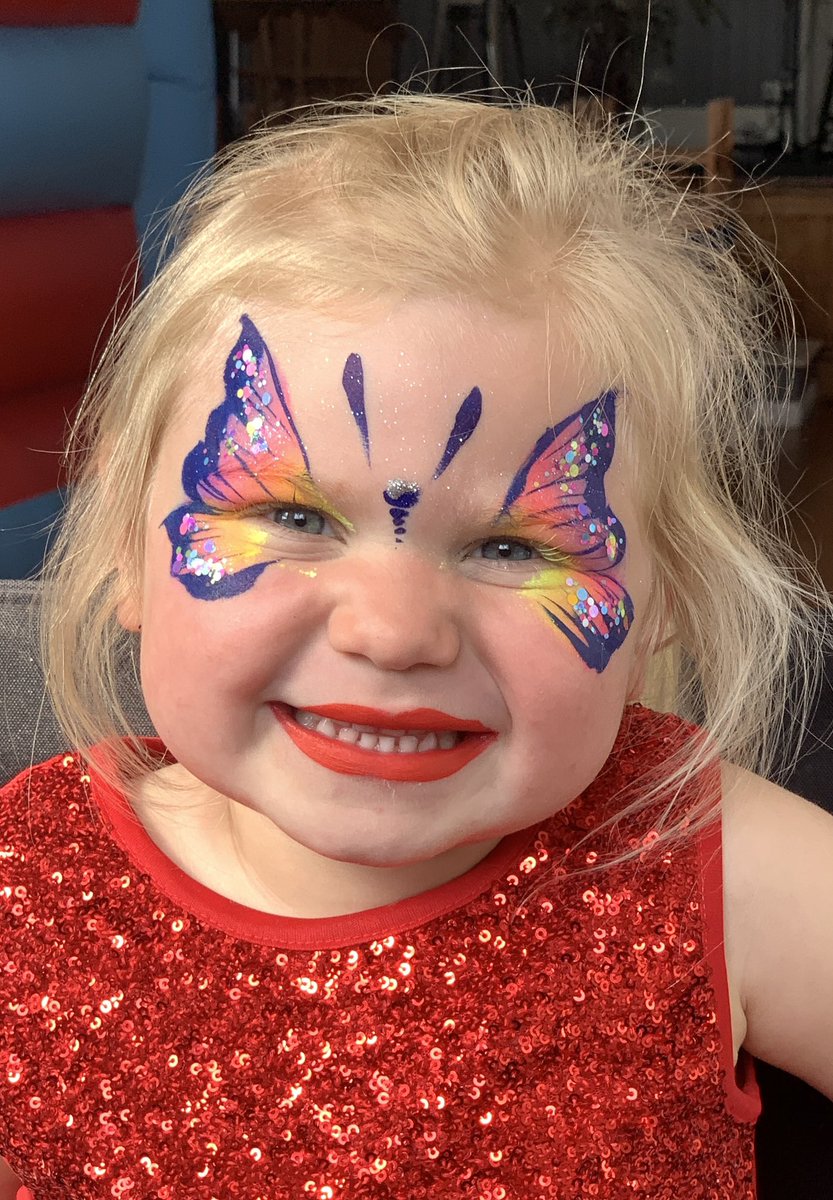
[294,709,460,753]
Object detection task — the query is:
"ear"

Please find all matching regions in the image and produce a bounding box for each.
[116,583,142,633]
[117,596,142,633]
[113,550,143,633]
[626,587,676,706]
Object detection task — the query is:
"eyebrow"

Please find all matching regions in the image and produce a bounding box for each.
[434,498,549,537]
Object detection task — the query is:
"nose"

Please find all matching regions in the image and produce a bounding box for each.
[327,554,461,671]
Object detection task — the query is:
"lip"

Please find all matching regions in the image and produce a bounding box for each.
[295,704,493,734]
[271,703,497,782]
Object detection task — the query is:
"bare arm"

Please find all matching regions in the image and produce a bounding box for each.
[722,764,833,1101]
[0,1158,24,1200]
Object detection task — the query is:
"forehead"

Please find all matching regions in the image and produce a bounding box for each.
[162,298,606,495]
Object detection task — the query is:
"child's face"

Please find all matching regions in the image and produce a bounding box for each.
[133,299,652,869]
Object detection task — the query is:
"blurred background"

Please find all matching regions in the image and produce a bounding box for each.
[1,0,832,589]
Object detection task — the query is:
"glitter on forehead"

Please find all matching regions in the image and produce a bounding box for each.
[0,708,759,1197]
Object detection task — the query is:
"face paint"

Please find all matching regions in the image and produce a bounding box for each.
[382,479,422,542]
[433,386,482,478]
[379,386,482,545]
[500,391,633,671]
[342,353,370,463]
[163,314,349,600]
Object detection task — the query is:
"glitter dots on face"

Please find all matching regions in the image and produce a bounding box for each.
[162,316,631,673]
[162,315,346,601]
[500,392,633,672]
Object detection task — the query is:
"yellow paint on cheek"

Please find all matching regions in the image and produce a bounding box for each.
[263,560,317,579]
[519,564,575,632]
[522,564,570,595]
[224,521,271,564]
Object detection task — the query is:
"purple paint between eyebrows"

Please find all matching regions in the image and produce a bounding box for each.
[433,387,483,479]
[342,354,370,464]
[383,479,421,543]
[384,385,482,542]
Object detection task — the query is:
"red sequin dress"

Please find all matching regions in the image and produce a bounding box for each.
[0,706,759,1199]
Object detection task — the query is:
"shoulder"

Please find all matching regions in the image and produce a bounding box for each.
[0,751,88,853]
[720,762,833,1100]
[1,751,78,799]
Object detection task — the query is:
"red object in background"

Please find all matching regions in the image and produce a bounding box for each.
[0,206,138,506]
[0,0,138,24]
[0,382,81,508]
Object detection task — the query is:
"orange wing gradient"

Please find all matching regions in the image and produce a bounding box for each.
[501,391,633,671]
[163,314,315,599]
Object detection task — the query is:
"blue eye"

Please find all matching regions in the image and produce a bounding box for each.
[272,506,327,534]
[476,538,536,562]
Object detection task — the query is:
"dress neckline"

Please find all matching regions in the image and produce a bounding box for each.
[89,739,539,950]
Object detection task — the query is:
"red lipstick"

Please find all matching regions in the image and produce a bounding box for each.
[298,704,492,733]
[271,704,496,782]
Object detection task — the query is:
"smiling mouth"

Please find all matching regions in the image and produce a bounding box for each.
[271,703,496,782]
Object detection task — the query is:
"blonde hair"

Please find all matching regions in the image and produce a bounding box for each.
[41,92,831,866]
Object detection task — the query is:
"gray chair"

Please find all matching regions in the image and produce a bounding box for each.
[0,577,152,785]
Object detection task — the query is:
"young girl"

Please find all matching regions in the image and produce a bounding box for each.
[1,94,832,1200]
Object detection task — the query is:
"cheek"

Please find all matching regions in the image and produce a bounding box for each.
[139,527,323,708]
[481,589,633,765]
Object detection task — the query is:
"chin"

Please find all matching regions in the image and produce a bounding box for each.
[283,811,463,871]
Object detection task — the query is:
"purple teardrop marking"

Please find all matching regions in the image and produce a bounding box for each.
[343,353,370,463]
[383,479,421,543]
[433,386,482,478]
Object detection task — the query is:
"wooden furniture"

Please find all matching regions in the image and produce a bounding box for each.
[214,0,398,139]
[739,179,833,396]
[652,98,736,193]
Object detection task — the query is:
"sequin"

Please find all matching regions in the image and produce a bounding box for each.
[0,707,758,1197]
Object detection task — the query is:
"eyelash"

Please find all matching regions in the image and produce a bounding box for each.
[259,503,566,566]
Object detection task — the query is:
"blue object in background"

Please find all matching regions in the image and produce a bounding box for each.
[136,0,217,273]
[0,26,148,216]
[0,491,66,580]
[0,0,216,578]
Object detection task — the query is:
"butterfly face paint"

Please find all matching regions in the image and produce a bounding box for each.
[342,353,370,464]
[500,391,633,672]
[380,386,483,542]
[434,386,483,479]
[163,314,350,600]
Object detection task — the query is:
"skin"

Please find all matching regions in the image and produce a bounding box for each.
[5,298,823,1197]
[122,298,653,919]
[8,312,833,1200]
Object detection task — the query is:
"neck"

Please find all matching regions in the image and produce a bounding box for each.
[130,764,499,919]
